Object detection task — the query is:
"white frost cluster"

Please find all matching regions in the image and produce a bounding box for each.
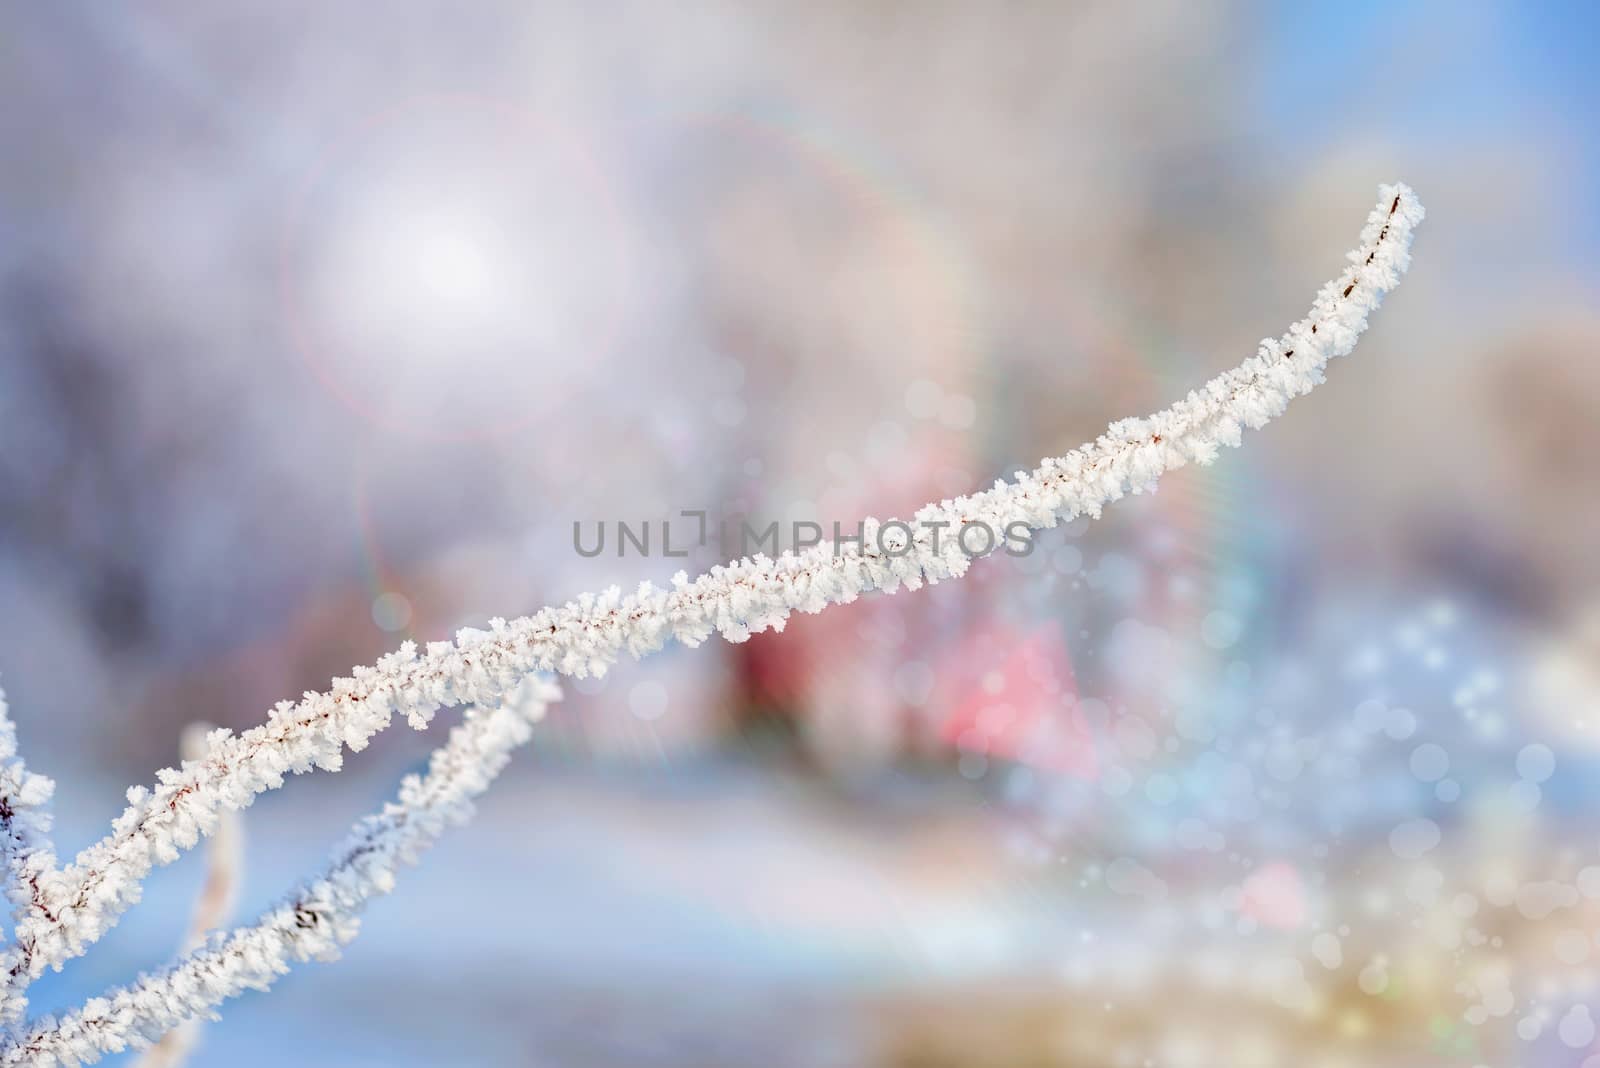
[132,724,246,1068]
[0,184,1421,1063]
[3,679,559,1066]
[0,684,58,1030]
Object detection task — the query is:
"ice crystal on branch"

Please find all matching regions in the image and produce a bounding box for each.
[5,680,560,1065]
[0,184,1422,1064]
[132,724,244,1068]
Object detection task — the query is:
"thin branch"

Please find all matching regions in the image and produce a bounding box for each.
[0,183,1424,1050]
[133,725,245,1068]
[7,678,560,1065]
[0,681,57,1029]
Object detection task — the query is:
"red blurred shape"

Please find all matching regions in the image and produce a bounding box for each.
[938,620,1097,779]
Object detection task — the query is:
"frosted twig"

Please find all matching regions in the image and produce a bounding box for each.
[12,183,1423,985]
[132,725,245,1068]
[6,679,560,1065]
[0,182,1423,1061]
[0,682,58,1029]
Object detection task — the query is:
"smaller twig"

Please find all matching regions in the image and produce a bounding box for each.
[0,680,57,1030]
[134,725,245,1068]
[6,678,559,1065]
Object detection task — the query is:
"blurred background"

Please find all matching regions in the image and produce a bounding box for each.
[2,1,1598,1065]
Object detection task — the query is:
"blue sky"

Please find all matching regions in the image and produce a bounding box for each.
[1257,0,1598,263]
